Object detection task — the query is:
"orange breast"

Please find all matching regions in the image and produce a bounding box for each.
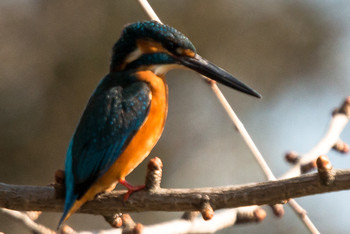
[92,70,168,190]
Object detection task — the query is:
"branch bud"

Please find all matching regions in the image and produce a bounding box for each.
[333,140,349,154]
[104,213,123,228]
[236,208,266,224]
[317,155,335,185]
[270,204,285,218]
[133,223,144,234]
[200,196,214,221]
[54,169,65,185]
[300,160,317,174]
[334,96,350,117]
[285,151,300,164]
[145,157,163,191]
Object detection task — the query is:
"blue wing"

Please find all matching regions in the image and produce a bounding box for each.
[66,72,151,199]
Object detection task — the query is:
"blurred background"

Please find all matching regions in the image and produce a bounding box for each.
[0,0,349,233]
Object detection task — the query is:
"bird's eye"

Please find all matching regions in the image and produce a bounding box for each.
[164,41,177,53]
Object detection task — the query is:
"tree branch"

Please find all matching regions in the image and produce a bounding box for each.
[1,169,350,216]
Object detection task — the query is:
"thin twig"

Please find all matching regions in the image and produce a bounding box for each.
[209,81,275,180]
[138,0,162,23]
[287,200,319,234]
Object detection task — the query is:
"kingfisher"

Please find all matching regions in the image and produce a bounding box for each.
[58,20,261,228]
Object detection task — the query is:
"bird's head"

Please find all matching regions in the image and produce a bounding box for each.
[110,21,261,98]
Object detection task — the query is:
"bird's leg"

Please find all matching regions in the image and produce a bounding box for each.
[118,179,145,201]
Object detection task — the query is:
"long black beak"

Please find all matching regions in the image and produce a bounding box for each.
[177,54,261,98]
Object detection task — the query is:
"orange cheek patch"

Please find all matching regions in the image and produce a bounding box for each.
[176,48,196,58]
[137,39,168,54]
[182,49,196,58]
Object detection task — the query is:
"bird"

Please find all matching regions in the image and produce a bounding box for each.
[58,20,261,228]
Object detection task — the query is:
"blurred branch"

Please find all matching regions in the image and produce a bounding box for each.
[72,207,264,234]
[0,208,55,234]
[279,97,350,233]
[282,97,350,179]
[1,169,350,215]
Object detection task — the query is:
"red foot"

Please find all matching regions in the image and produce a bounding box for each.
[119,179,145,201]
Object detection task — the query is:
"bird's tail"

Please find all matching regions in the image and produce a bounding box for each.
[57,192,80,230]
[58,138,87,230]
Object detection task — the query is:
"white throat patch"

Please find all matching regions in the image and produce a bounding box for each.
[125,48,143,64]
[151,64,182,76]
